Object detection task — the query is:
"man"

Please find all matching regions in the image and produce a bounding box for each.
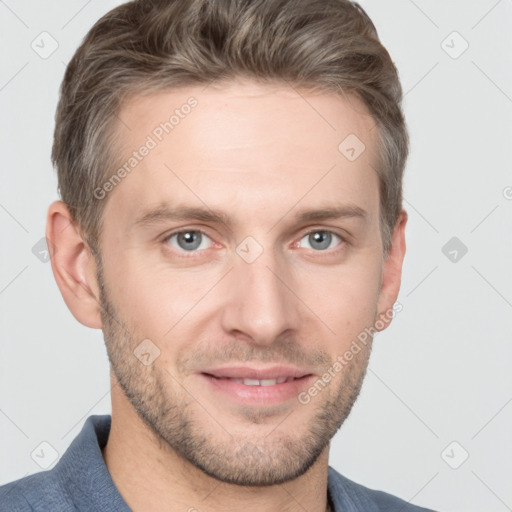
[0,0,438,510]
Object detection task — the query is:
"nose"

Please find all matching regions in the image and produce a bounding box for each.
[220,249,301,347]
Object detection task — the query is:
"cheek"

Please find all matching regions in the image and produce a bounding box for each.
[100,246,187,338]
[297,259,381,342]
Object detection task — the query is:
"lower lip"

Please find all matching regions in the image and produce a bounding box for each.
[199,373,314,405]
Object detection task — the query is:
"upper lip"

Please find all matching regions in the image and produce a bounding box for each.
[200,365,313,380]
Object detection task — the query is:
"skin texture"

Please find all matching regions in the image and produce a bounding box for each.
[46,79,407,512]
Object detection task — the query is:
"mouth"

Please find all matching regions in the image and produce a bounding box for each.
[201,374,308,386]
[197,366,315,405]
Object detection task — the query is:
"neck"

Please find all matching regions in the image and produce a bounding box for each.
[102,378,332,512]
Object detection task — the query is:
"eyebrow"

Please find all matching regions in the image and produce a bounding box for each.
[133,204,367,230]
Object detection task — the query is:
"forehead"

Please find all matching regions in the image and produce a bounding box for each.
[104,80,380,227]
[116,80,377,159]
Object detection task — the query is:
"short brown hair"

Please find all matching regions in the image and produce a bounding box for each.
[52,0,408,256]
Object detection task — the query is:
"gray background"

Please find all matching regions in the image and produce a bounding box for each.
[1,1,511,511]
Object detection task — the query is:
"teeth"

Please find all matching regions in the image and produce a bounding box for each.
[243,378,276,386]
[226,377,295,386]
[210,375,303,386]
[243,378,261,386]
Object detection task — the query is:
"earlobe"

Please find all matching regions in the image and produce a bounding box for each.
[375,209,407,332]
[45,200,103,329]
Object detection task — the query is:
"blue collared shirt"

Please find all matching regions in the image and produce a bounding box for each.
[0,415,438,511]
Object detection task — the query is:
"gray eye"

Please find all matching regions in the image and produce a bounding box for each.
[299,231,341,251]
[167,231,212,252]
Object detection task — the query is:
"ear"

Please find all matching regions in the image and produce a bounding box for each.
[45,200,103,329]
[375,209,407,332]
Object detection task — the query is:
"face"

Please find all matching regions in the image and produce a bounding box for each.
[95,79,394,486]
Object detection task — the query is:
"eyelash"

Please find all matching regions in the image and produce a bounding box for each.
[162,228,347,258]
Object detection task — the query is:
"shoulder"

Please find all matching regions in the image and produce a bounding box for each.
[0,475,34,511]
[0,415,114,512]
[328,466,440,512]
[0,469,76,512]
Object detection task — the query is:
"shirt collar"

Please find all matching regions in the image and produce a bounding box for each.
[49,414,130,511]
